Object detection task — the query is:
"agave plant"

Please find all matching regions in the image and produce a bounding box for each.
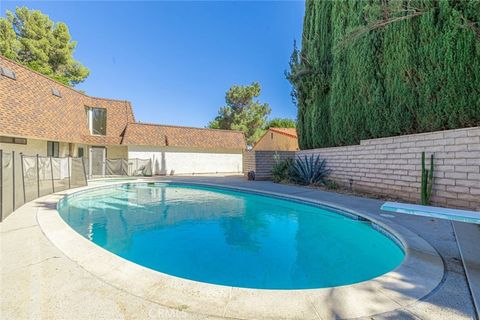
[289,154,330,185]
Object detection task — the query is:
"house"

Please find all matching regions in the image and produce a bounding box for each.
[253,128,299,151]
[0,55,246,176]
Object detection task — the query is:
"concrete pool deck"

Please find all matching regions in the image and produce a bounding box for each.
[1,176,478,319]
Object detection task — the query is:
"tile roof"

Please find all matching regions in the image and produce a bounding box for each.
[0,55,134,145]
[269,127,298,138]
[122,123,246,150]
[0,55,246,150]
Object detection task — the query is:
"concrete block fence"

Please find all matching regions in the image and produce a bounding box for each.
[244,151,295,180]
[244,126,480,210]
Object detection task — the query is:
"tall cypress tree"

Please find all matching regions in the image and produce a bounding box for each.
[311,0,333,148]
[330,0,375,146]
[416,1,480,130]
[287,0,480,149]
[296,0,316,149]
[379,0,418,136]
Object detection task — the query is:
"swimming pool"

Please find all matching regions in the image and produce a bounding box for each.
[58,183,404,289]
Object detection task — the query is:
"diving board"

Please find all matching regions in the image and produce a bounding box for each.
[381,202,480,224]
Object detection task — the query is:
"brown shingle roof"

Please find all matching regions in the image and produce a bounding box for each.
[0,55,134,144]
[122,123,246,150]
[0,55,246,150]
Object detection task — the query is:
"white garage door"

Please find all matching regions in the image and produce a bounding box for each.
[128,146,243,175]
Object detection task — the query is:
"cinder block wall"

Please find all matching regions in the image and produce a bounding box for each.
[244,151,295,180]
[245,127,480,210]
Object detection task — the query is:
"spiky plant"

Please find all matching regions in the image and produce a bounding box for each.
[421,152,434,205]
[289,154,330,185]
[271,157,293,183]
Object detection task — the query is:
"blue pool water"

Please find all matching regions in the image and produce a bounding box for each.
[58,183,404,289]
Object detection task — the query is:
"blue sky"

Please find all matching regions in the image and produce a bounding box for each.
[1,1,305,127]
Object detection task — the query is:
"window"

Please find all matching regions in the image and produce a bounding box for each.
[78,147,84,158]
[86,107,107,135]
[47,141,59,157]
[0,136,27,144]
[271,132,274,139]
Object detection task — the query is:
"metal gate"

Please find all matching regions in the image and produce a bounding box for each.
[90,147,106,176]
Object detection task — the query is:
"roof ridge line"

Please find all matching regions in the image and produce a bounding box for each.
[269,127,298,138]
[128,122,245,134]
[89,96,131,103]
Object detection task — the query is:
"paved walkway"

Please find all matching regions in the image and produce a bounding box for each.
[1,176,477,319]
[453,222,480,317]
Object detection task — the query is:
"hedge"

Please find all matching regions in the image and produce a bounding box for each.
[288,0,480,149]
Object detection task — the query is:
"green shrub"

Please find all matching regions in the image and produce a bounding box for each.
[289,155,330,185]
[271,155,293,183]
[325,180,338,190]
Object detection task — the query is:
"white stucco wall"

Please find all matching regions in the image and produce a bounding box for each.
[0,138,47,156]
[127,146,243,175]
[1,139,80,157]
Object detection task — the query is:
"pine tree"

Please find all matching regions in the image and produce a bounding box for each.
[0,7,89,86]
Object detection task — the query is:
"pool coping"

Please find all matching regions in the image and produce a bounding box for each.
[36,179,445,320]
